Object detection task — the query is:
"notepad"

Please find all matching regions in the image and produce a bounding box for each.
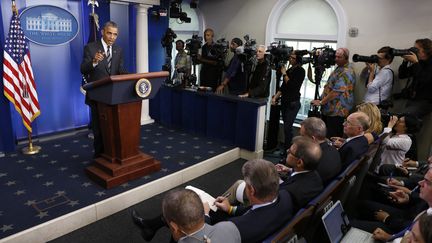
[185,185,218,212]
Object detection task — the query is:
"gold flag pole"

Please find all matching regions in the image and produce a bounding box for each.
[22,131,41,155]
[9,1,41,155]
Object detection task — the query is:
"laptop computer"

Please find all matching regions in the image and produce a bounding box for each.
[321,200,375,243]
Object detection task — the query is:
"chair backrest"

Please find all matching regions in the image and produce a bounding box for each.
[303,197,335,243]
[336,158,362,180]
[333,173,357,207]
[368,136,387,172]
[307,178,344,208]
[343,155,373,214]
[263,205,315,243]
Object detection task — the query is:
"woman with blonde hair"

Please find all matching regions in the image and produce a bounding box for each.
[356,102,383,144]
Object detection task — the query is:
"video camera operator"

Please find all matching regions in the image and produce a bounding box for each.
[172,40,191,85]
[216,38,247,95]
[358,46,394,107]
[238,45,271,98]
[271,51,305,156]
[197,28,223,91]
[398,38,432,118]
[311,48,356,138]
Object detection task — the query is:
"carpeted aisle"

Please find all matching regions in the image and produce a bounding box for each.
[0,123,235,240]
[48,158,246,243]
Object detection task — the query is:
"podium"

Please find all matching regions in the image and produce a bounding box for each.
[83,72,168,188]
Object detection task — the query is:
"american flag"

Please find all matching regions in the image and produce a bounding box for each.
[3,5,40,132]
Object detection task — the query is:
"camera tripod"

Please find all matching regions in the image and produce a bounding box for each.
[308,64,325,117]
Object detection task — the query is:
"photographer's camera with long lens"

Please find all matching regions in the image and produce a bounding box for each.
[267,41,293,69]
[381,111,403,127]
[352,54,379,63]
[390,47,418,56]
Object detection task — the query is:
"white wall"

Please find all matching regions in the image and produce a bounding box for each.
[198,0,277,43]
[199,0,432,159]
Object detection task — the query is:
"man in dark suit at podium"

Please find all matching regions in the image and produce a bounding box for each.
[80,21,128,157]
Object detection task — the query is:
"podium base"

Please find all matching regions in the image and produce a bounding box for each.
[86,152,161,189]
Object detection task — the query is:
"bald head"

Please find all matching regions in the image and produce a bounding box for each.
[336,48,349,66]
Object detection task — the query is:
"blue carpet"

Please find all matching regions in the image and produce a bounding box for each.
[0,123,235,239]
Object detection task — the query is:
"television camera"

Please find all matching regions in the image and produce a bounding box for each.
[161,28,177,83]
[301,46,336,68]
[185,34,203,59]
[301,46,336,117]
[184,34,203,86]
[237,34,257,65]
[208,38,229,62]
[267,41,293,70]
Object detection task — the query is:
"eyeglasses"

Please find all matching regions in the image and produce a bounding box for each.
[343,120,361,127]
[422,177,432,186]
[286,149,298,159]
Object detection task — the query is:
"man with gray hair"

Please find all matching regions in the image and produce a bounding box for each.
[276,136,324,210]
[238,45,271,98]
[132,160,293,243]
[336,111,370,167]
[162,189,240,243]
[300,117,342,184]
[226,136,323,212]
[213,159,294,243]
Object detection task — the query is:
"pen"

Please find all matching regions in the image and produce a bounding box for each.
[213,192,231,206]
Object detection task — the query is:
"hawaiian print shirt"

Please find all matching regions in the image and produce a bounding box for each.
[321,63,356,117]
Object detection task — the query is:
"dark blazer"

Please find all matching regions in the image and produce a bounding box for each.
[317,141,342,185]
[279,170,323,211]
[228,190,294,243]
[80,40,128,155]
[80,40,128,85]
[338,135,369,169]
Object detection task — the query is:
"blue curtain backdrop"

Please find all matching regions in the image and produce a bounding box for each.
[0,0,168,152]
[0,0,169,152]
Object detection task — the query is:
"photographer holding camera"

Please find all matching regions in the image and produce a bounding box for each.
[216,38,247,95]
[238,45,271,98]
[172,40,191,85]
[271,51,305,155]
[361,46,394,107]
[311,48,356,138]
[398,38,432,118]
[197,28,223,91]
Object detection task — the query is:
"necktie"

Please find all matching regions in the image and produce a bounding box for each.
[106,46,111,73]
